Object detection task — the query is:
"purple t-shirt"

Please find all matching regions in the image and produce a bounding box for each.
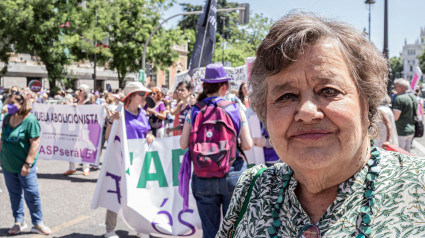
[179,104,191,127]
[144,101,166,129]
[262,126,280,164]
[125,108,151,139]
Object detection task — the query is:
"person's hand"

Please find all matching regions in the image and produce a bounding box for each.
[189,95,196,106]
[253,137,267,147]
[21,164,31,177]
[166,128,172,134]
[146,134,155,144]
[147,108,156,115]
[110,111,121,122]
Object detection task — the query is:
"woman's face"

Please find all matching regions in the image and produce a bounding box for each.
[242,84,248,97]
[266,39,369,174]
[9,95,22,110]
[130,91,146,105]
[177,86,191,100]
[150,91,159,102]
[78,89,86,100]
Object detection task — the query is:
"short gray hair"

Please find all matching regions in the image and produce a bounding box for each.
[394,78,410,90]
[249,13,388,128]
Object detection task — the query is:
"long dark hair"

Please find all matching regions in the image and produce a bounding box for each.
[197,82,229,102]
[177,80,194,92]
[238,82,247,104]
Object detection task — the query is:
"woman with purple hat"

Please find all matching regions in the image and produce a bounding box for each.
[179,63,252,238]
[103,81,155,238]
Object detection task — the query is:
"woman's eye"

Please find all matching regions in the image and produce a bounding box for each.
[319,87,341,97]
[275,93,297,103]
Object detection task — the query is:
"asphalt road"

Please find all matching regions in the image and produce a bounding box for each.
[0,152,202,238]
[1,139,425,238]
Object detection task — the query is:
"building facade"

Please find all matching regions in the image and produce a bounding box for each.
[401,27,425,80]
[0,43,188,92]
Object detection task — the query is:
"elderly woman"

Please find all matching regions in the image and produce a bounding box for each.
[217,13,425,238]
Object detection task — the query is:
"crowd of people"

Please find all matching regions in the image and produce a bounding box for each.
[1,12,425,238]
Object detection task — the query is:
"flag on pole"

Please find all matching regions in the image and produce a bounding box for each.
[187,0,217,77]
[410,66,423,91]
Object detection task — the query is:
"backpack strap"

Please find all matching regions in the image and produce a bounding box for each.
[229,167,267,238]
[194,101,208,112]
[217,100,235,110]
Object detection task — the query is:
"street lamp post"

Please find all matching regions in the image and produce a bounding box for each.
[221,16,226,64]
[364,0,375,40]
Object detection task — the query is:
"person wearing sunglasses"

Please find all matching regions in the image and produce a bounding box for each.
[103,81,155,238]
[64,84,93,176]
[0,93,52,235]
[143,87,167,138]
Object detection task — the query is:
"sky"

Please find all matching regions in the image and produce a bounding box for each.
[164,0,425,58]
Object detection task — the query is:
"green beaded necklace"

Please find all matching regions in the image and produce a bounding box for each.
[268,143,381,238]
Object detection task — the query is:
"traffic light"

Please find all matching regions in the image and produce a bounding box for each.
[238,3,250,25]
[146,63,152,78]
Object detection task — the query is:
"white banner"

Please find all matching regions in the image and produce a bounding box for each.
[32,104,105,165]
[92,106,201,236]
[173,65,247,91]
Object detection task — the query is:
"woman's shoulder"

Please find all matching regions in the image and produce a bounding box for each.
[26,113,38,121]
[378,148,425,181]
[236,163,290,193]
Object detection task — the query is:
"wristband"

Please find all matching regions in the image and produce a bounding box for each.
[25,162,33,168]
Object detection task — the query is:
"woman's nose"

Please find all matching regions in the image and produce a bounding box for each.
[294,97,324,123]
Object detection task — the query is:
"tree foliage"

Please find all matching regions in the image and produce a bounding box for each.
[0,0,183,90]
[0,0,81,93]
[418,50,425,77]
[177,1,272,67]
[390,56,403,79]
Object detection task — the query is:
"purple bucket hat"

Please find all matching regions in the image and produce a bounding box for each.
[201,64,232,83]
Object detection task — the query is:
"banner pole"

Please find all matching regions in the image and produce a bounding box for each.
[91,102,123,209]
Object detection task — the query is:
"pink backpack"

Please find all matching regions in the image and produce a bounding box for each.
[190,100,238,178]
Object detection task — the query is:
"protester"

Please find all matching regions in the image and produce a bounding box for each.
[179,63,252,238]
[166,81,194,135]
[0,92,51,235]
[144,87,167,138]
[103,81,154,238]
[392,78,417,152]
[63,84,92,176]
[238,81,249,108]
[1,86,20,113]
[375,95,398,148]
[218,13,425,237]
[415,87,424,121]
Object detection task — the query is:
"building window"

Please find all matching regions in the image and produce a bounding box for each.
[410,66,413,72]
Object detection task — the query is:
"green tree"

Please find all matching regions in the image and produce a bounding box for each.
[0,0,83,93]
[106,0,182,87]
[419,50,425,76]
[389,56,403,80]
[178,2,272,67]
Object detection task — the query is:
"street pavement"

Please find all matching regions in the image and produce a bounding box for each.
[0,150,202,238]
[1,139,425,238]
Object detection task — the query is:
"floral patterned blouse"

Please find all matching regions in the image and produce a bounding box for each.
[216,149,425,237]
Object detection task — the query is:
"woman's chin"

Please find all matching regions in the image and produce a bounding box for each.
[285,148,337,171]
